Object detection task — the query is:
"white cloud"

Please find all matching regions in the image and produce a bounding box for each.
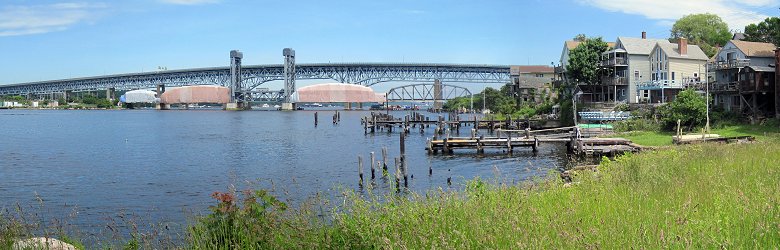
[160,0,220,5]
[578,0,778,31]
[0,2,106,37]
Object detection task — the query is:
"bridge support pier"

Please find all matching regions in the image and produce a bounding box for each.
[433,79,443,112]
[281,102,295,111]
[106,88,115,101]
[156,103,170,110]
[225,102,251,110]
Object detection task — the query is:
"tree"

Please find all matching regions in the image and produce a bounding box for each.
[669,13,732,57]
[658,89,707,131]
[573,34,587,42]
[744,17,780,46]
[566,36,609,85]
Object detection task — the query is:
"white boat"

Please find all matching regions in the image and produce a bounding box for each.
[261,103,270,108]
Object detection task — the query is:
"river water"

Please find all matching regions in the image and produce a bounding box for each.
[0,109,569,236]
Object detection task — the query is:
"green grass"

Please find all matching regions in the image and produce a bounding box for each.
[610,123,780,146]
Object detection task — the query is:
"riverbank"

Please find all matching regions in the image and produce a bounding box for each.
[6,133,777,248]
[607,123,780,146]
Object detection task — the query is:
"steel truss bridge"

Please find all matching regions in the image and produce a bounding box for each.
[0,50,512,103]
[386,82,474,110]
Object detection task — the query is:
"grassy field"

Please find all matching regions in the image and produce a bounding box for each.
[4,133,780,248]
[611,123,780,146]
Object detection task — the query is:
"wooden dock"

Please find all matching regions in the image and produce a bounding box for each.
[361,112,555,134]
[426,128,640,157]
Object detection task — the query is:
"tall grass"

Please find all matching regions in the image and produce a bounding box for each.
[187,139,780,248]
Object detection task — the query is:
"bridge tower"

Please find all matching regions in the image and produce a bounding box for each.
[433,79,443,111]
[227,50,247,110]
[281,48,296,110]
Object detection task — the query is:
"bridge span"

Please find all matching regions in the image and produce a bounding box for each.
[0,49,513,109]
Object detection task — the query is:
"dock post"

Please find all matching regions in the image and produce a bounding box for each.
[394,157,401,191]
[382,147,388,173]
[443,137,450,154]
[315,112,318,127]
[337,111,340,122]
[525,128,530,139]
[507,130,513,152]
[371,115,376,133]
[533,136,539,152]
[477,135,484,154]
[426,138,433,154]
[400,132,406,184]
[471,128,476,139]
[370,152,376,179]
[358,155,364,186]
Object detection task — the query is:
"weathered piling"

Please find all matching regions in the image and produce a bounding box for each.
[314,112,318,127]
[358,155,364,186]
[394,157,401,191]
[370,151,376,179]
[382,147,388,173]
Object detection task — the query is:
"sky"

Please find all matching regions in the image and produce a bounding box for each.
[0,0,778,91]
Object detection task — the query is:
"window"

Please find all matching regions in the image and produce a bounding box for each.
[672,72,675,80]
[535,73,544,78]
[642,90,650,98]
[634,70,640,80]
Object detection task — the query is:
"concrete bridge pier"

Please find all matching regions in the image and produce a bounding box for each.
[433,79,443,111]
[156,103,170,110]
[64,90,71,103]
[106,88,116,101]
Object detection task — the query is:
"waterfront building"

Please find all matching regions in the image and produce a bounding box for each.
[708,40,777,117]
[508,65,556,104]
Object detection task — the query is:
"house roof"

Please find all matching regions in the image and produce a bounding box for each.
[746,66,775,72]
[617,37,669,55]
[565,41,581,50]
[511,65,554,74]
[564,41,616,50]
[730,40,777,57]
[655,42,709,61]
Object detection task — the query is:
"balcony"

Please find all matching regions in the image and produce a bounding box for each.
[710,82,739,92]
[637,78,703,90]
[707,59,750,71]
[600,57,628,67]
[600,76,628,85]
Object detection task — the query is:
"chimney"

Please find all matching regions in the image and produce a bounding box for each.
[679,38,688,56]
[642,31,646,39]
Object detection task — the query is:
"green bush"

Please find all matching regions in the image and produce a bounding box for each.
[658,89,706,131]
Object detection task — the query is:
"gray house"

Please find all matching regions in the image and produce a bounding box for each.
[709,40,777,115]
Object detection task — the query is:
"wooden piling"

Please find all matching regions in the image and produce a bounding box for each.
[358,155,364,186]
[370,151,376,179]
[314,112,318,127]
[382,147,388,172]
[394,157,401,191]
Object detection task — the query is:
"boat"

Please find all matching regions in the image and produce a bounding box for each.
[261,103,270,108]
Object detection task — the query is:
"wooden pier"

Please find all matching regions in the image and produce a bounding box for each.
[426,127,640,156]
[361,112,547,134]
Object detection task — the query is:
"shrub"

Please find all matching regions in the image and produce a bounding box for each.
[658,89,706,131]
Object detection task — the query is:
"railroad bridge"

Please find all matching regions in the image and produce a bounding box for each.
[0,49,515,109]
